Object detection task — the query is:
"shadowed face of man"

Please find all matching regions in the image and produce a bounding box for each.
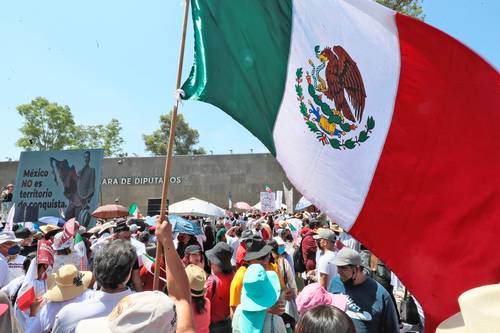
[84,152,90,166]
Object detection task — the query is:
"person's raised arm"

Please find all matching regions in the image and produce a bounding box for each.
[155,217,195,333]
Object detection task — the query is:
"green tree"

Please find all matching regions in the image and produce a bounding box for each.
[377,0,424,19]
[16,97,76,151]
[143,111,206,156]
[16,97,125,157]
[72,119,125,157]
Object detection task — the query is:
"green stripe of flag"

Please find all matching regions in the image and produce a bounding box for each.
[182,0,293,155]
[129,202,138,215]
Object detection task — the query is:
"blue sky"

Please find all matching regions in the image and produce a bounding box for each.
[0,0,498,161]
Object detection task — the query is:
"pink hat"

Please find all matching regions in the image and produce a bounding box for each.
[296,283,348,314]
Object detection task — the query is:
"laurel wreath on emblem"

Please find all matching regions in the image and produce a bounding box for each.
[295,45,375,150]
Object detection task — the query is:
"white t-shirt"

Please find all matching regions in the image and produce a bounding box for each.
[53,253,83,272]
[52,288,132,333]
[0,253,9,288]
[8,254,26,282]
[316,250,338,283]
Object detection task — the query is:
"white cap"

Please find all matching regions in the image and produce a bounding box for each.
[75,291,177,333]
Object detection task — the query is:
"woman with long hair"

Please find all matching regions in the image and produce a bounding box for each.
[186,264,211,333]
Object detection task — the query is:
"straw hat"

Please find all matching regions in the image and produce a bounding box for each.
[330,223,343,233]
[436,284,500,333]
[45,265,93,302]
[39,224,61,235]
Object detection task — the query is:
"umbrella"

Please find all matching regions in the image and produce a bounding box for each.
[92,204,129,219]
[169,215,203,236]
[295,196,313,211]
[144,216,157,226]
[233,202,252,210]
[169,197,225,217]
[38,216,66,227]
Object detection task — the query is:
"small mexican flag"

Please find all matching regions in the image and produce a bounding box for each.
[74,233,88,270]
[180,0,500,330]
[129,202,141,218]
[141,254,167,283]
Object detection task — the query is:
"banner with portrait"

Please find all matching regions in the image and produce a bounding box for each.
[12,149,103,227]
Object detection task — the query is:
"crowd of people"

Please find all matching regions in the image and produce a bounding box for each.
[0,208,423,333]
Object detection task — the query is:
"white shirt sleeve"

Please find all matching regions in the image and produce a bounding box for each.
[25,315,42,333]
[318,251,337,278]
[284,259,297,294]
[0,259,9,288]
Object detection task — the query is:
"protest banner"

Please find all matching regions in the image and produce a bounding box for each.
[260,191,276,213]
[12,149,103,227]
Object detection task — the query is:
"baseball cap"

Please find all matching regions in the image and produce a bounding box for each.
[185,264,207,297]
[75,291,177,333]
[185,244,202,255]
[333,247,362,266]
[313,228,337,243]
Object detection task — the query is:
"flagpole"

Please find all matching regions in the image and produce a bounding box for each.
[153,0,190,291]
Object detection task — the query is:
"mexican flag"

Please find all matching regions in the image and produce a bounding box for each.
[74,233,88,270]
[181,0,500,330]
[16,254,38,311]
[141,254,167,283]
[129,202,141,218]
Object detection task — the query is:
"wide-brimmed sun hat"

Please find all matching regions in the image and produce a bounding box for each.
[239,264,281,332]
[243,235,272,261]
[241,264,280,312]
[296,282,348,314]
[205,242,233,271]
[436,284,500,333]
[39,224,61,236]
[45,264,93,302]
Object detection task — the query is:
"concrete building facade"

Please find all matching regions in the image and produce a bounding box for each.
[0,153,298,215]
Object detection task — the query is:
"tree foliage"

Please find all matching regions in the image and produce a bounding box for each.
[143,111,206,156]
[72,119,124,157]
[377,0,424,19]
[16,97,124,157]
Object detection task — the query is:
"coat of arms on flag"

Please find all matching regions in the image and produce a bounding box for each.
[296,45,374,149]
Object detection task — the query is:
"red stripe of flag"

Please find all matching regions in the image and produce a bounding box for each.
[352,13,500,332]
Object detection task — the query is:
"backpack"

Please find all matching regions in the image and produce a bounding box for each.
[293,237,306,273]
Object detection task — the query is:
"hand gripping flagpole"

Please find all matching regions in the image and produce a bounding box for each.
[153,0,190,291]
